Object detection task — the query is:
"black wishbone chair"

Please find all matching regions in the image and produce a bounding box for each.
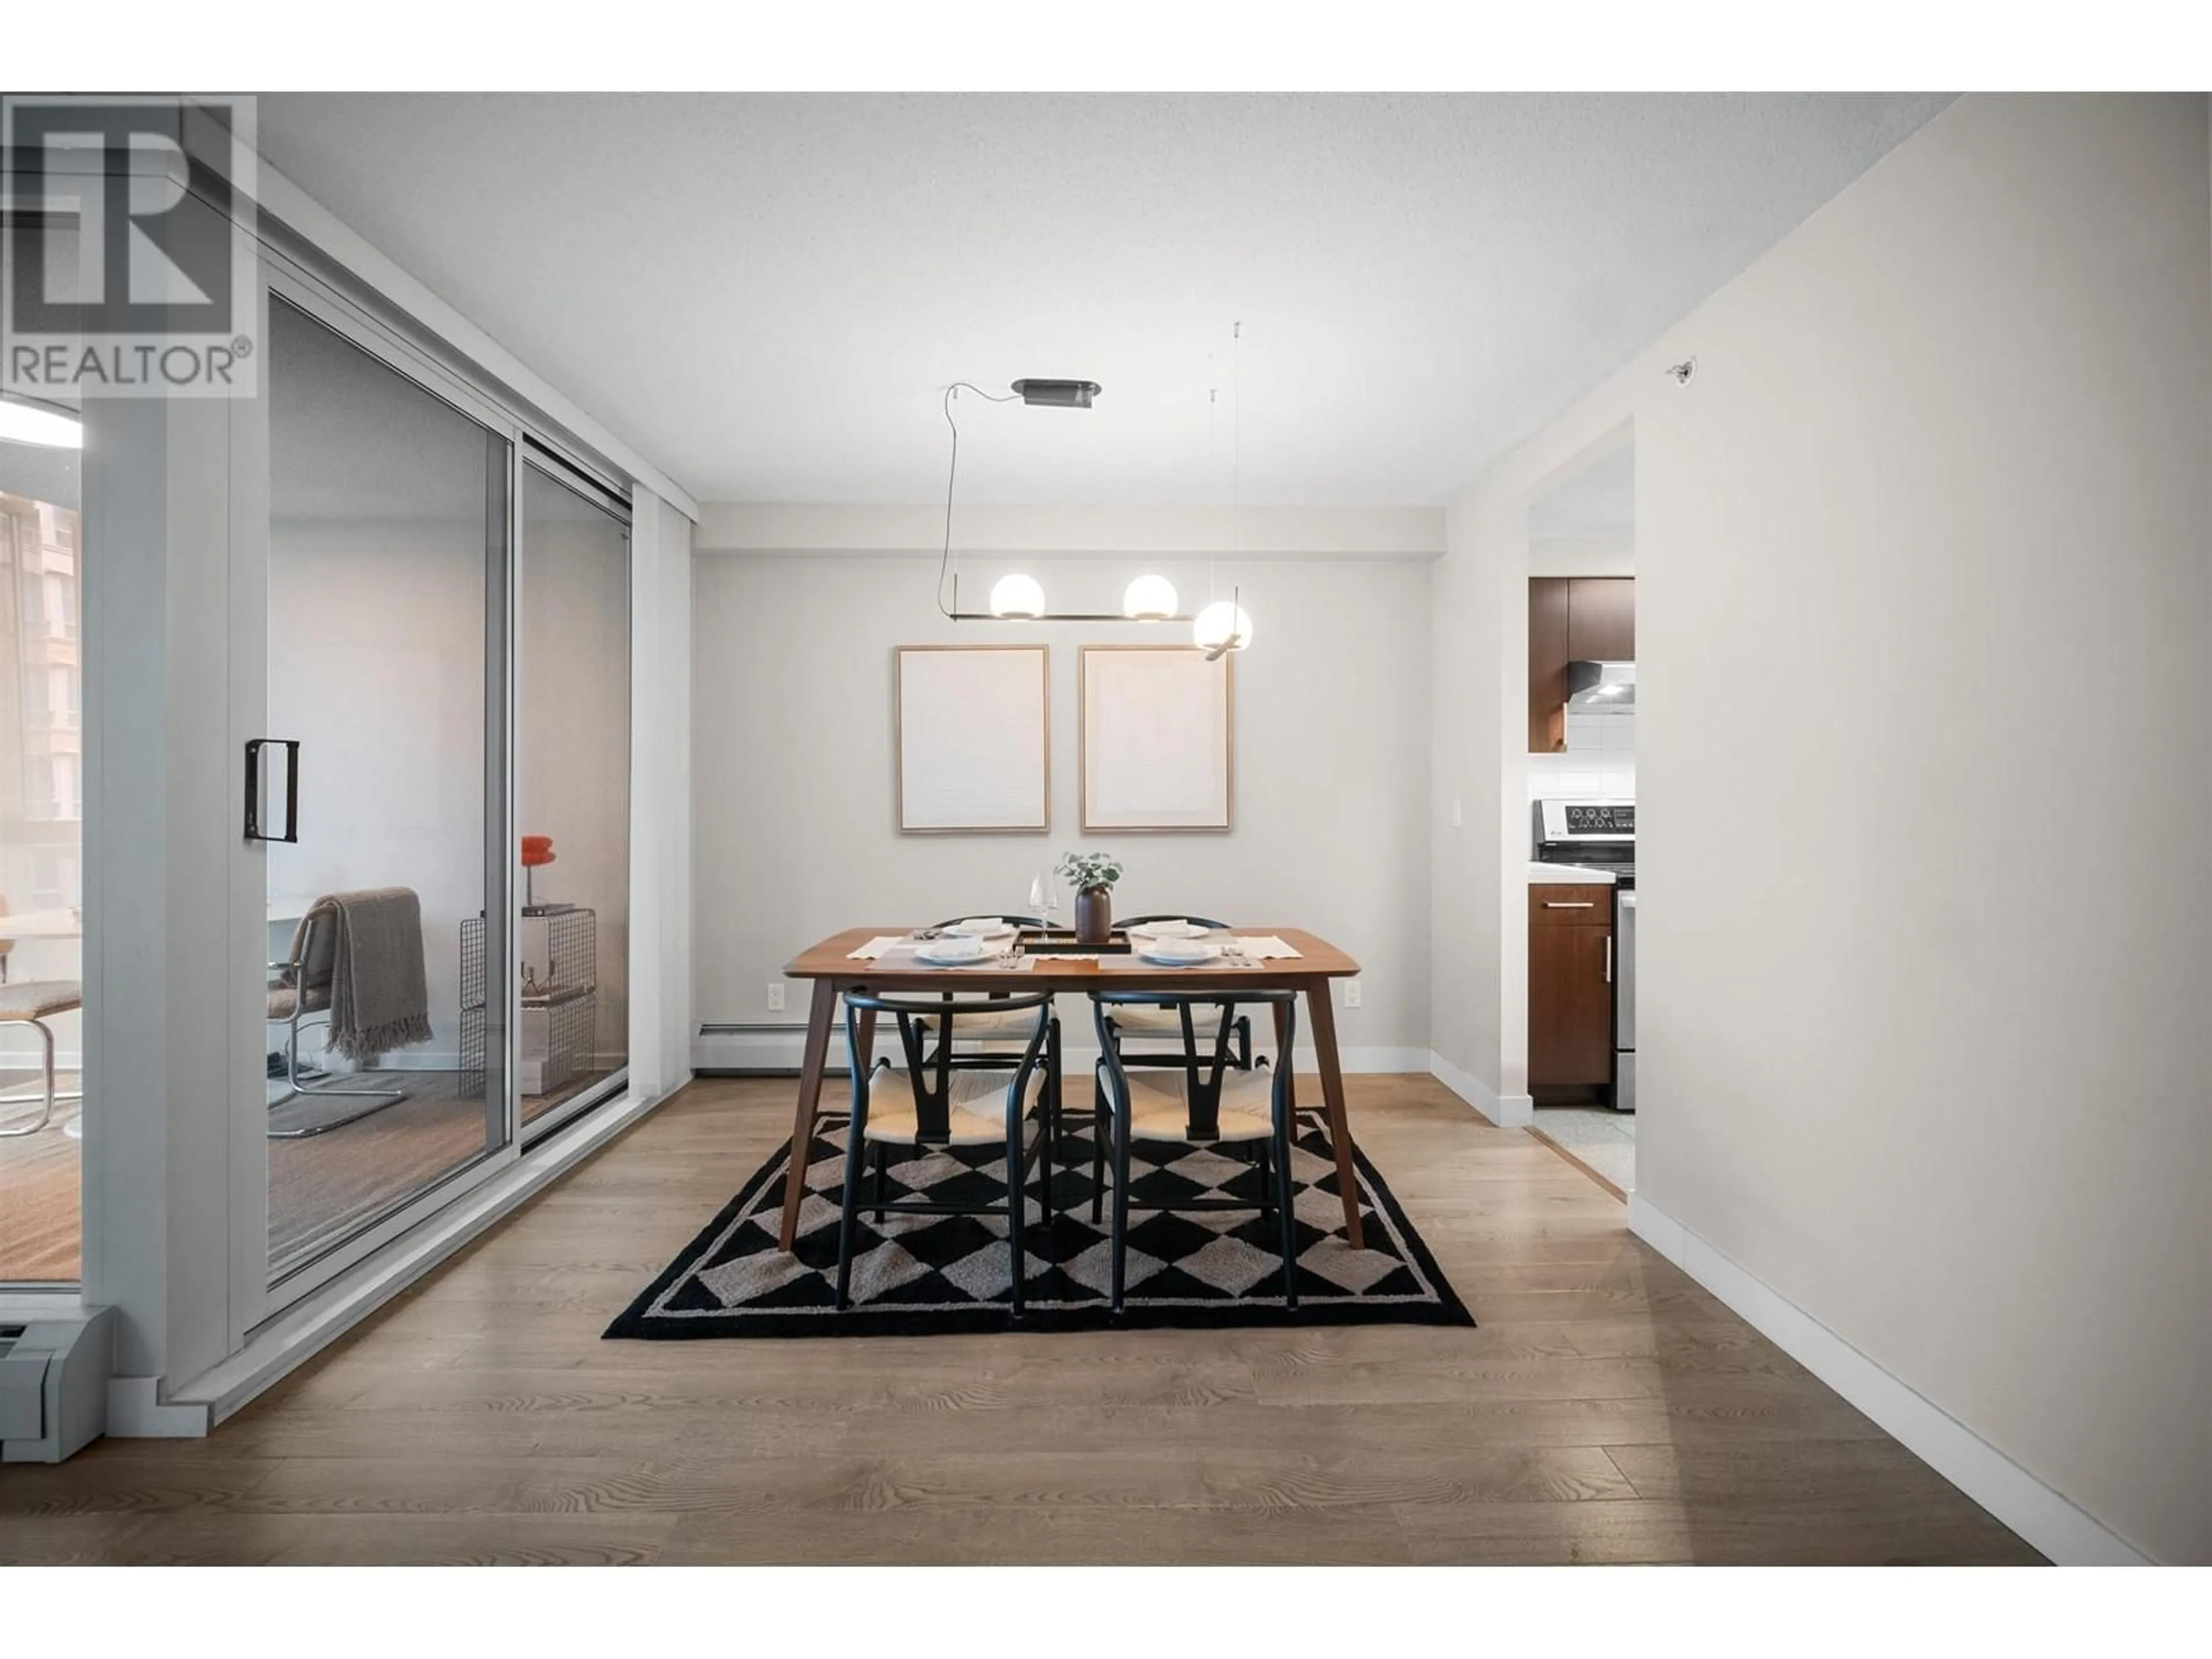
[912,912,1063,1154]
[836,987,1056,1317]
[1089,988,1301,1315]
[1108,915,1255,1070]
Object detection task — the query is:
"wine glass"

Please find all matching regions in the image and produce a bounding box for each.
[1030,869,1062,930]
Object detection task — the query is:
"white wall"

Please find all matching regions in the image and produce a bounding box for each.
[628,490,694,1101]
[1528,535,1634,578]
[1434,92,2212,1564]
[692,539,1433,1063]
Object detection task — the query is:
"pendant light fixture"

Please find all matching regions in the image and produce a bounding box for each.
[933,350,1256,652]
[1122,573,1178,619]
[989,572,1046,618]
[1195,322,1255,659]
[1194,597,1253,658]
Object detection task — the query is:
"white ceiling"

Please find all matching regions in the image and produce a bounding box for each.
[254,93,1951,507]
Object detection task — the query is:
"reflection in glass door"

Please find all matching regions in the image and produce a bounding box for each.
[517,457,630,1139]
[262,294,512,1282]
[0,410,87,1286]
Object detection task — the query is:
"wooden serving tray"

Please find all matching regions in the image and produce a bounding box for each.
[1018,928,1133,956]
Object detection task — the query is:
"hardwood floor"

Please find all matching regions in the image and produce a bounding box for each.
[0,1074,2043,1565]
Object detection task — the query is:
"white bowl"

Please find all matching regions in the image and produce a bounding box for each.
[949,917,1016,938]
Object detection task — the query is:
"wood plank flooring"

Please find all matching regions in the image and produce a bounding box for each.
[0,1074,2043,1565]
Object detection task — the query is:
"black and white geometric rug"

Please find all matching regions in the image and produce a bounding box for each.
[605,1108,1472,1339]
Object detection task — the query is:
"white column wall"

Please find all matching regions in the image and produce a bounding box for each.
[627,487,695,1101]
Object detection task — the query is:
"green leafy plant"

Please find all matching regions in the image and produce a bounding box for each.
[1056,851,1123,893]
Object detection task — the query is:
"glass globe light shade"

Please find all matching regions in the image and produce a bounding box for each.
[1192,599,1253,653]
[1122,574,1179,619]
[989,573,1046,618]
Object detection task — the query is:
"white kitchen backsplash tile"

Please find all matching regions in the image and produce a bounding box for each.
[1530,707,1635,803]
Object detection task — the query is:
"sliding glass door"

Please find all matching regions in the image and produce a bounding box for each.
[517,456,630,1140]
[0,410,86,1287]
[257,290,513,1287]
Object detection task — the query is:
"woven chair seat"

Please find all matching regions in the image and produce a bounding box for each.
[1119,1067,1275,1143]
[267,983,334,1021]
[1107,1002,1238,1041]
[861,1065,1042,1145]
[0,980,83,1022]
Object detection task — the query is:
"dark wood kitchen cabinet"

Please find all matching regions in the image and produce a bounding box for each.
[1529,884,1614,1092]
[1528,575,1635,752]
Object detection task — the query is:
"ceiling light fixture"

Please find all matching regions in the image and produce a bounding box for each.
[1195,597,1253,658]
[1122,574,1177,619]
[0,395,84,450]
[990,572,1046,618]
[1010,378,1101,409]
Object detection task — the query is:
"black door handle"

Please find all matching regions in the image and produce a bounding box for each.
[245,738,300,843]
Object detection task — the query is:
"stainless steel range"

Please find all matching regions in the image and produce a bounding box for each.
[1534,799,1635,888]
[1535,799,1635,1111]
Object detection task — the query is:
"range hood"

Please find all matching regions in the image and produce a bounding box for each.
[1565,659,1636,707]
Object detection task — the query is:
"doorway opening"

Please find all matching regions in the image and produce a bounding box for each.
[1520,428,1635,1196]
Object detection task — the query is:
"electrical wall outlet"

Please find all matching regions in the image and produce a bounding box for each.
[767,982,786,1013]
[1343,979,1362,1009]
[1452,798,1464,828]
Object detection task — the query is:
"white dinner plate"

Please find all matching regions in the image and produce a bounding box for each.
[948,917,1017,939]
[916,938,994,965]
[1127,919,1209,941]
[1138,940,1223,967]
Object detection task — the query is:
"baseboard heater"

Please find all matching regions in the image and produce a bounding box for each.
[695,1021,854,1077]
[0,1305,114,1462]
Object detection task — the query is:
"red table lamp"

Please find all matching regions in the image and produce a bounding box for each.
[521,834,555,910]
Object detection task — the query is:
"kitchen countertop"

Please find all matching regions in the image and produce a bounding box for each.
[1528,861,1616,885]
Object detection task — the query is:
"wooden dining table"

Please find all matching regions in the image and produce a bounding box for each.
[778,925,1366,1252]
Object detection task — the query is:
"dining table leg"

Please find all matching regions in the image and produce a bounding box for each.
[778,978,840,1250]
[1303,982,1365,1249]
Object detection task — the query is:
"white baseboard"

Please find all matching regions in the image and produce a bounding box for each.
[1626,1192,2152,1567]
[695,1024,1429,1077]
[1425,1050,1533,1127]
[105,1376,209,1438]
[146,1076,687,1431]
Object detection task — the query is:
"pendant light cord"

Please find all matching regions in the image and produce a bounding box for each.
[938,381,1021,618]
[1231,320,1242,567]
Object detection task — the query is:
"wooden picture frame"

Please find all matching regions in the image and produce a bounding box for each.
[1078,644,1234,833]
[893,645,1051,834]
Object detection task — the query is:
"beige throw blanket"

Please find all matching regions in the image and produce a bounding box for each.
[288,887,433,1060]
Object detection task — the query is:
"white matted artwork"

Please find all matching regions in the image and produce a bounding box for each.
[1080,645,1234,832]
[894,645,1051,833]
